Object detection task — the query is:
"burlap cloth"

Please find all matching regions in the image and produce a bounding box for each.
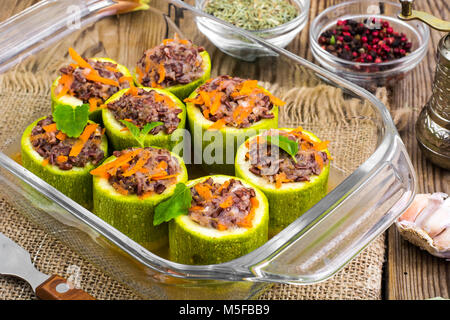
[0,67,390,300]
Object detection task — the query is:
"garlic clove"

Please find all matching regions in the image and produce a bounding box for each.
[398,193,430,222]
[396,193,449,259]
[433,228,450,251]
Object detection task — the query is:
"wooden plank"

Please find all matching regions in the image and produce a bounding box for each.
[385,0,450,300]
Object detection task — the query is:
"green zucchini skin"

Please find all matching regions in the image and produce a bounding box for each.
[169,175,269,265]
[235,128,330,237]
[92,151,188,251]
[133,51,211,100]
[102,87,186,152]
[51,57,132,124]
[186,91,279,176]
[21,117,108,209]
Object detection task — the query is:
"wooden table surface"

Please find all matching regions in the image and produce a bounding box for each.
[1,0,449,300]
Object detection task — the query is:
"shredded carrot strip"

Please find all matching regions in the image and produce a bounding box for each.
[127,86,139,96]
[151,174,177,180]
[184,94,203,105]
[208,118,226,131]
[79,123,98,142]
[69,140,85,158]
[189,206,204,211]
[219,196,233,208]
[88,97,102,112]
[136,67,144,83]
[313,140,329,151]
[56,74,74,98]
[314,152,324,170]
[90,149,141,177]
[56,132,67,141]
[122,150,149,177]
[209,92,223,115]
[217,223,227,231]
[114,184,129,195]
[68,47,94,70]
[157,161,168,170]
[85,70,119,87]
[139,192,153,200]
[145,54,152,74]
[57,155,68,163]
[237,197,259,228]
[42,158,49,166]
[69,123,98,157]
[157,63,166,84]
[194,184,213,200]
[275,172,290,189]
[163,39,174,45]
[269,94,286,106]
[216,180,230,193]
[199,91,213,108]
[119,76,133,84]
[43,123,57,133]
[250,197,259,209]
[105,65,118,73]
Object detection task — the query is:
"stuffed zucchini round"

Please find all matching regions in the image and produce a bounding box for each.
[169,175,269,265]
[235,127,331,237]
[21,116,108,209]
[102,87,186,151]
[51,50,133,123]
[91,147,188,251]
[185,75,282,175]
[133,36,211,100]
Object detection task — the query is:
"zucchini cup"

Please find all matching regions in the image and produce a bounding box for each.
[21,116,108,209]
[91,147,188,251]
[169,175,269,265]
[51,49,133,123]
[102,87,186,151]
[133,36,211,100]
[185,75,282,175]
[235,127,331,237]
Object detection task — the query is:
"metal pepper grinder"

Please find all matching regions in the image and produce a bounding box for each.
[398,0,450,170]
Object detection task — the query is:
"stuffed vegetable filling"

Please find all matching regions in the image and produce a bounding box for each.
[30,116,105,170]
[185,75,284,129]
[55,49,131,110]
[107,88,182,134]
[136,36,205,88]
[91,147,181,197]
[188,178,259,230]
[245,129,330,187]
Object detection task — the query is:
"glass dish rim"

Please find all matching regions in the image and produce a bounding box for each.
[0,0,415,284]
[195,0,310,34]
[309,0,430,68]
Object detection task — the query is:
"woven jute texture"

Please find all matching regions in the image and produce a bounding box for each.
[0,66,388,299]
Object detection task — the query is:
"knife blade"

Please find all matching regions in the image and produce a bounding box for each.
[0,232,95,300]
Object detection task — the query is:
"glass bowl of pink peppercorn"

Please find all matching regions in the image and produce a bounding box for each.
[309,0,429,89]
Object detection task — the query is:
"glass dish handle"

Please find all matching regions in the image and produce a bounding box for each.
[246,137,416,283]
[0,0,113,74]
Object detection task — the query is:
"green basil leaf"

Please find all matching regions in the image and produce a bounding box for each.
[53,103,90,138]
[119,120,164,148]
[266,135,299,162]
[141,121,164,136]
[153,183,192,226]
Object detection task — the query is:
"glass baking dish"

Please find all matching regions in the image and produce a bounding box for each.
[0,0,416,299]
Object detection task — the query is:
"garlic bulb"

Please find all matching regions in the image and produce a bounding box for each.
[396,193,449,259]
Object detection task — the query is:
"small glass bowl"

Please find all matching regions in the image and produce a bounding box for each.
[309,0,430,89]
[195,0,310,61]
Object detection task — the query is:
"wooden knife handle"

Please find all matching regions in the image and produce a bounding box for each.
[35,275,95,300]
